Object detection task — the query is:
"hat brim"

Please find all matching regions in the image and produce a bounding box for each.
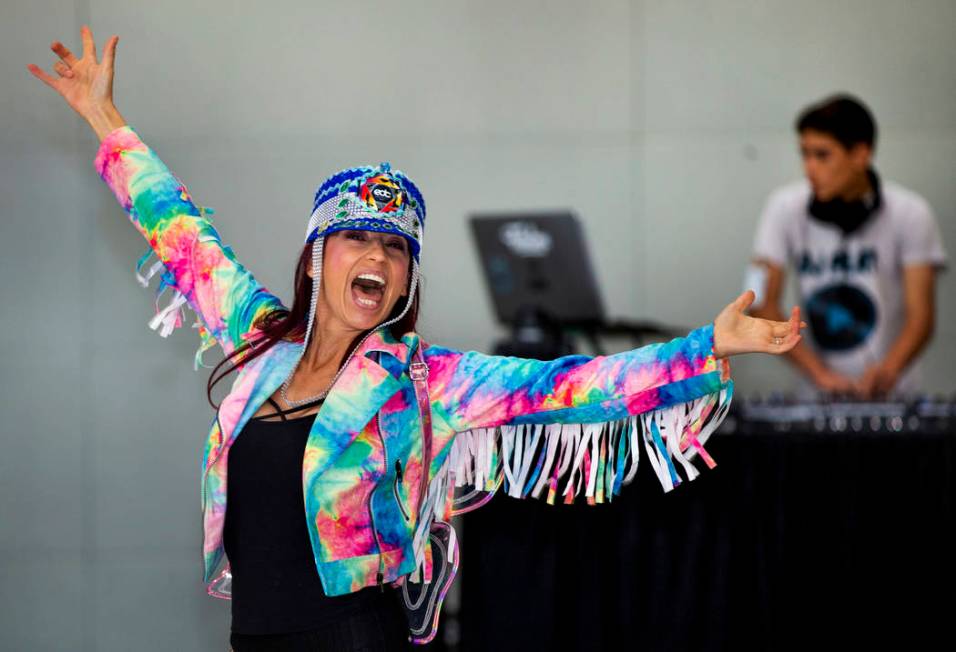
[307,219,421,261]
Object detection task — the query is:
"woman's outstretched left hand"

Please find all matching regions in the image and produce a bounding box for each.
[712,290,804,359]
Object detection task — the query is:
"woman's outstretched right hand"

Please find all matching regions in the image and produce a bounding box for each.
[27,25,127,141]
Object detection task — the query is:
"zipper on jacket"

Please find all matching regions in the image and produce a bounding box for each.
[393,459,411,522]
[369,407,388,591]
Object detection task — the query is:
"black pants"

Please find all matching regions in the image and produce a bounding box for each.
[229,596,412,652]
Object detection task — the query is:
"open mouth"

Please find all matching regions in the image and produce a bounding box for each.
[351,272,387,309]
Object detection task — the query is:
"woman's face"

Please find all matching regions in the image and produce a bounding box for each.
[313,229,411,335]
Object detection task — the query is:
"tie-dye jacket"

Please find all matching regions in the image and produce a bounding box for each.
[94,126,733,597]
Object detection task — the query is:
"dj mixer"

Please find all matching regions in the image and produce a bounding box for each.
[721,394,956,434]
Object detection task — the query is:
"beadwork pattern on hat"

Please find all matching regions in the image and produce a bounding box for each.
[305,162,426,261]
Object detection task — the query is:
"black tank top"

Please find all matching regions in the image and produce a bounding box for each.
[223,396,392,634]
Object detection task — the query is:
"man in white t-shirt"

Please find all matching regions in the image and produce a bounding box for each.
[751,95,947,398]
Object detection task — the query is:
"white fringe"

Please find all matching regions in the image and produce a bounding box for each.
[409,456,454,584]
[149,290,188,338]
[448,387,732,504]
[136,259,166,288]
[134,248,216,367]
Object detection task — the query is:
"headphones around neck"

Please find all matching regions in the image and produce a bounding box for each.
[808,168,882,236]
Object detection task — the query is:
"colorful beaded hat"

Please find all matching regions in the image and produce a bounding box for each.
[305,162,426,260]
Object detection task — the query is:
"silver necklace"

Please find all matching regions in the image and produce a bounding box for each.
[279,361,338,408]
[278,378,328,408]
[278,327,379,408]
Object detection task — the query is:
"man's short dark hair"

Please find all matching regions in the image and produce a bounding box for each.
[796,94,877,150]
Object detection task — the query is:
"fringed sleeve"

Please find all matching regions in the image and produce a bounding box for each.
[94,126,284,367]
[427,324,732,504]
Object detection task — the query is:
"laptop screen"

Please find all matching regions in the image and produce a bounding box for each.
[469,211,605,328]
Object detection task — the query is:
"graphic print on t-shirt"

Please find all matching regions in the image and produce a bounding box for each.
[798,247,879,352]
[805,284,877,351]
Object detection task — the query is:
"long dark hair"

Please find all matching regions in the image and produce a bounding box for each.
[205,241,420,408]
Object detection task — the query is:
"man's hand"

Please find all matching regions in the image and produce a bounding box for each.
[855,362,901,399]
[811,368,857,395]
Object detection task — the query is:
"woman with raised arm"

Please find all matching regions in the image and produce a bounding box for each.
[28,26,803,652]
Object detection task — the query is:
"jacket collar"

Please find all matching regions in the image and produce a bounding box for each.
[229,329,422,469]
[239,328,420,416]
[353,327,420,367]
[302,328,420,477]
